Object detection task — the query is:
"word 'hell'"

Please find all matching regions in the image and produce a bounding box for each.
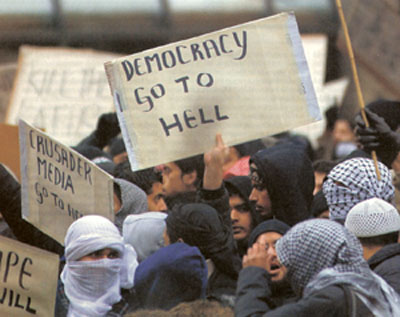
[159,105,229,137]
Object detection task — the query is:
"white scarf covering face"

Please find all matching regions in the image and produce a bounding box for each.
[61,215,138,317]
[62,258,122,317]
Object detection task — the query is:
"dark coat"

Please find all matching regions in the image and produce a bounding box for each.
[250,141,314,226]
[368,243,400,294]
[0,164,63,255]
[235,267,372,317]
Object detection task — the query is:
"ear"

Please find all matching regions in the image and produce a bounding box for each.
[182,170,197,187]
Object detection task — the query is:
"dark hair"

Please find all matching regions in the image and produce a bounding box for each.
[359,231,399,247]
[113,161,162,194]
[325,105,339,131]
[174,154,205,187]
[113,181,122,203]
[312,159,337,174]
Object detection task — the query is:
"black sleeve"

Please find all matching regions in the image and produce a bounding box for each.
[0,164,64,256]
[235,266,276,317]
[197,185,242,276]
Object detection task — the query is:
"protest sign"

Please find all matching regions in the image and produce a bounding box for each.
[291,34,349,147]
[6,46,121,145]
[0,63,17,123]
[105,12,320,171]
[0,123,20,180]
[0,236,59,317]
[19,119,114,245]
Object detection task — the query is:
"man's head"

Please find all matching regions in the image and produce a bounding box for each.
[162,155,205,197]
[225,176,258,242]
[248,142,314,226]
[248,219,290,282]
[276,219,367,296]
[114,162,167,212]
[323,157,395,223]
[345,198,400,260]
[164,203,238,277]
[249,163,272,220]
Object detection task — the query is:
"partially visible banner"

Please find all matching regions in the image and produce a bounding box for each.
[6,46,121,145]
[0,63,17,123]
[0,123,20,180]
[19,120,114,245]
[105,12,320,171]
[339,0,400,95]
[0,236,59,317]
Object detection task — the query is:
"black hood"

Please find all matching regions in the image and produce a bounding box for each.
[250,141,314,226]
[224,176,261,227]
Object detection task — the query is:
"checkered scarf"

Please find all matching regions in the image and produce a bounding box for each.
[322,158,394,222]
[276,219,367,296]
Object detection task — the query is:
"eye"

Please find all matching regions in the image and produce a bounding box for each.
[234,204,249,213]
[107,251,120,259]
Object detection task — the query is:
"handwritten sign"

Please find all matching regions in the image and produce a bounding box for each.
[19,120,114,245]
[0,124,20,180]
[0,236,59,317]
[292,34,349,147]
[105,12,320,171]
[6,46,121,145]
[0,63,17,123]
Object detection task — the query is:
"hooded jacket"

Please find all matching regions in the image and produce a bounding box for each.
[123,212,167,262]
[249,141,314,226]
[368,243,400,294]
[114,178,148,232]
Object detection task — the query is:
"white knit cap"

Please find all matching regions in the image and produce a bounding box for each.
[345,198,400,238]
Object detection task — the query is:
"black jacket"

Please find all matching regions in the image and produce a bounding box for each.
[368,243,400,294]
[0,164,63,256]
[250,141,314,226]
[235,267,372,317]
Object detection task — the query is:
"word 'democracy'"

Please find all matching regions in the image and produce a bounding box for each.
[121,31,247,81]
[19,120,114,245]
[105,13,320,171]
[0,236,59,317]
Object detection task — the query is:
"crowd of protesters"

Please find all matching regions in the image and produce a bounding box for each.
[1,99,400,316]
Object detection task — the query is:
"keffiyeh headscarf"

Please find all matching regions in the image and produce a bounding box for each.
[276,219,400,315]
[322,158,394,222]
[276,219,366,296]
[61,215,138,317]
